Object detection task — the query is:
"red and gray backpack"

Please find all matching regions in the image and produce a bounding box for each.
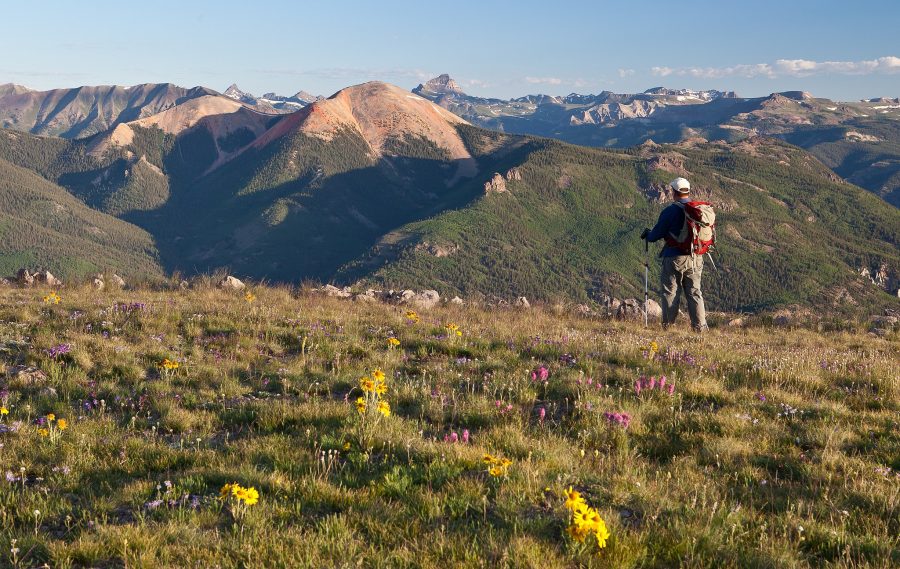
[665,201,716,256]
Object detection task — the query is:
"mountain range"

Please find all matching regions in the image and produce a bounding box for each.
[0,76,897,313]
[411,75,900,207]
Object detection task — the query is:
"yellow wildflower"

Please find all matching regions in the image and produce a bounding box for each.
[594,519,610,549]
[375,379,387,396]
[57,419,68,431]
[47,414,55,422]
[377,400,391,417]
[0,407,7,415]
[244,292,256,303]
[488,466,504,477]
[360,376,375,393]
[372,369,385,382]
[564,486,584,510]
[355,397,367,414]
[342,441,351,451]
[567,523,591,543]
[405,310,419,323]
[387,337,400,348]
[43,292,61,305]
[38,428,49,437]
[241,487,259,506]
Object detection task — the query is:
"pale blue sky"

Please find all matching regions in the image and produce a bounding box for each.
[2,0,897,100]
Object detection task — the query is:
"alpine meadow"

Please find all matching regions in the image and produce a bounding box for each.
[0,2,899,567]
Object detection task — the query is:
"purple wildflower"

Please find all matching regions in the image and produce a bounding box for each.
[47,344,71,358]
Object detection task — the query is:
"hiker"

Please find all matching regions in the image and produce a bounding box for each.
[640,177,715,332]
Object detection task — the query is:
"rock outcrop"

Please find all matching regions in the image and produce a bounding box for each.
[484,173,508,194]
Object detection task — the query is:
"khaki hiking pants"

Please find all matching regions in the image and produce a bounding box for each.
[660,255,708,331]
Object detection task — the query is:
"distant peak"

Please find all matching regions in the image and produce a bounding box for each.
[414,74,465,95]
[224,84,251,98]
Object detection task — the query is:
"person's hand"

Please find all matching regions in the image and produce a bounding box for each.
[640,228,649,240]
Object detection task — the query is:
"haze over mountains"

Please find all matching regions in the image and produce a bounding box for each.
[0,75,897,313]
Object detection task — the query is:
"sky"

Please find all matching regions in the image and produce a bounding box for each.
[2,0,898,101]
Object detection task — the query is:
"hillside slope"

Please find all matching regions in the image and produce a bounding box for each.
[340,130,900,312]
[0,157,162,278]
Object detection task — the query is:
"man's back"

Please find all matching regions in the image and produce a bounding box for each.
[646,201,687,257]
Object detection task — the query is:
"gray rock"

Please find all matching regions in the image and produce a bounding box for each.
[514,296,531,308]
[111,274,126,288]
[93,278,105,291]
[353,293,377,302]
[870,315,898,326]
[406,290,441,310]
[728,317,745,327]
[9,365,48,386]
[449,296,464,305]
[35,271,62,287]
[646,299,663,318]
[323,284,352,298]
[16,269,34,287]
[219,276,246,291]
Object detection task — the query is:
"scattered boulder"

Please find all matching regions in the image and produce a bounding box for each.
[34,271,63,287]
[405,290,441,310]
[514,296,531,308]
[16,269,35,287]
[8,365,48,386]
[179,280,190,290]
[111,274,126,288]
[449,296,464,305]
[0,278,10,287]
[93,277,105,291]
[728,317,745,327]
[323,284,352,298]
[353,292,377,302]
[505,168,522,181]
[616,298,661,320]
[219,276,246,291]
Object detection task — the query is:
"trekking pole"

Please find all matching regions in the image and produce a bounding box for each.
[643,235,649,328]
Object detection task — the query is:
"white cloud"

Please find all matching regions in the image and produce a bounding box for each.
[651,56,900,79]
[618,68,635,78]
[525,76,562,85]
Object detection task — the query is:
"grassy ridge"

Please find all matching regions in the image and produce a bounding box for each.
[0,284,896,567]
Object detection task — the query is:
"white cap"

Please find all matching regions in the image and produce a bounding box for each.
[669,177,691,194]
